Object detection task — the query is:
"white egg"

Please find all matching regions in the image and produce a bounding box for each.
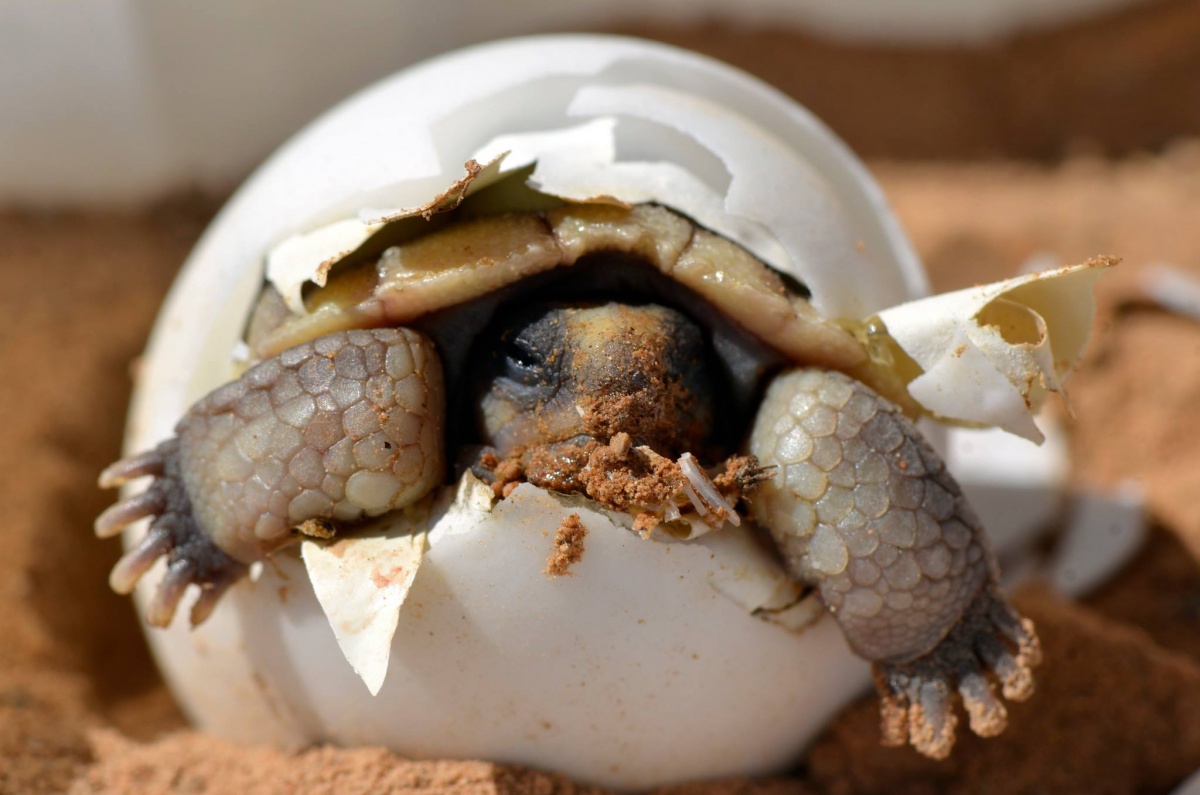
[116,34,1011,789]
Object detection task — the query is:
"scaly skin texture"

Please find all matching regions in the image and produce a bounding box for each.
[748,368,1040,759]
[96,328,444,627]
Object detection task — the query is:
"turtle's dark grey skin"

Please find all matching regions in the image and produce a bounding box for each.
[97,201,1039,759]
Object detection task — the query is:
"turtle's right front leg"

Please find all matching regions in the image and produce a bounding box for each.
[747,369,1040,759]
[96,328,445,628]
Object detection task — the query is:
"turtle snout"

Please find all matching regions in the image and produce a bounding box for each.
[474,301,716,458]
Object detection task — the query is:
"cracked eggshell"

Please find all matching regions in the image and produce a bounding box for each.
[877,260,1111,441]
[121,35,932,789]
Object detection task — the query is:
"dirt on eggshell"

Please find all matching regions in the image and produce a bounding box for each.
[544,513,588,577]
[12,11,1200,792]
[480,437,760,536]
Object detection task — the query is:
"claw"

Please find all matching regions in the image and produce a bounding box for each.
[990,600,1043,670]
[94,489,166,538]
[110,528,171,594]
[957,671,1007,737]
[877,668,960,760]
[189,571,240,627]
[98,444,169,488]
[147,560,195,627]
[877,671,911,748]
[975,628,1036,701]
[910,678,957,760]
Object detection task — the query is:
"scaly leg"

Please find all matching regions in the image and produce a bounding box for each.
[748,368,1040,759]
[97,328,445,627]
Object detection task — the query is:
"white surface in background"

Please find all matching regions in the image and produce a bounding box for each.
[1050,484,1146,596]
[0,0,178,203]
[949,423,1069,552]
[0,0,1148,205]
[948,422,1148,600]
[1141,264,1200,321]
[1175,767,1200,795]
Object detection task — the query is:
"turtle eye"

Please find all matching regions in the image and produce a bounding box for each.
[470,308,569,444]
[498,334,554,386]
[473,306,574,454]
[482,305,569,395]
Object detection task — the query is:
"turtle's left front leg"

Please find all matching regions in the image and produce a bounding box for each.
[748,369,1041,759]
[96,328,445,628]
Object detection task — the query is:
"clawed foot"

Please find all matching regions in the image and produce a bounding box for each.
[96,440,247,627]
[873,586,1042,759]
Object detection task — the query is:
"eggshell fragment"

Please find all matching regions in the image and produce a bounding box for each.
[301,525,427,696]
[877,259,1112,441]
[265,157,509,314]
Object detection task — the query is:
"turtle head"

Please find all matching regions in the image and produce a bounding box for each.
[474,301,716,459]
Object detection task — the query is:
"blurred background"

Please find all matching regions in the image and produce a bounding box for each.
[2,0,1195,204]
[7,2,1200,794]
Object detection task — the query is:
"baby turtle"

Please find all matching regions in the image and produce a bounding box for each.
[97,200,1039,759]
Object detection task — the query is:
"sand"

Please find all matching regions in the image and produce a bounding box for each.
[9,7,1200,793]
